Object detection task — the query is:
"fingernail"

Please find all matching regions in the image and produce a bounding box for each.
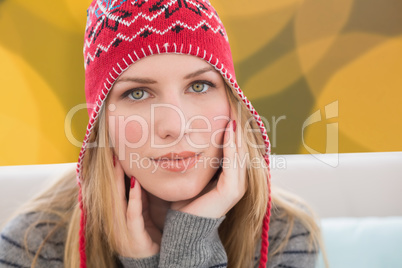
[130,176,136,189]
[113,155,116,167]
[233,120,237,132]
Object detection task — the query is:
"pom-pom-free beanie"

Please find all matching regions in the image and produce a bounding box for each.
[78,1,272,267]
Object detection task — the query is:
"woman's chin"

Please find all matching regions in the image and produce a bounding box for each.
[163,190,202,202]
[136,166,220,203]
[148,183,205,203]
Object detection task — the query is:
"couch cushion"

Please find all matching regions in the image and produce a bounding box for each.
[317,217,402,268]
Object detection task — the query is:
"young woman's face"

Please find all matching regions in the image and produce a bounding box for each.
[106,54,231,201]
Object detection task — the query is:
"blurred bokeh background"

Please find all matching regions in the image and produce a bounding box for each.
[1,0,401,165]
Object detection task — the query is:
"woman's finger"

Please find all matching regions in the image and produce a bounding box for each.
[112,159,160,258]
[126,176,144,231]
[218,120,241,201]
[234,121,248,194]
[219,120,236,174]
[125,178,160,258]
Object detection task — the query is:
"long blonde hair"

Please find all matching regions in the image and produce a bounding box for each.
[20,83,328,267]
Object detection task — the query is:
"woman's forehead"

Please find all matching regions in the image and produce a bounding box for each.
[118,54,220,80]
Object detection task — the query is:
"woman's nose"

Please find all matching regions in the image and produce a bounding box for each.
[152,101,190,142]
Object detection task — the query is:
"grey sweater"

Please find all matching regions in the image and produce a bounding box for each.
[0,209,317,267]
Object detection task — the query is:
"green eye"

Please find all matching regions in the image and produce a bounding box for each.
[191,83,207,92]
[129,89,145,100]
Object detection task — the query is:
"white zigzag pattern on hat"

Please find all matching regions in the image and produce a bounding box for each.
[129,0,213,10]
[85,20,226,64]
[85,0,222,49]
[132,0,211,4]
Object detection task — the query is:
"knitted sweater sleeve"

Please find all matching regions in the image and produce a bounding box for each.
[0,212,65,268]
[119,209,227,268]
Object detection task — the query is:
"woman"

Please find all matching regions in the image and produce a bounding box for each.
[0,1,327,267]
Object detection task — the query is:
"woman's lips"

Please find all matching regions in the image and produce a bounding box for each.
[153,151,199,160]
[152,153,202,172]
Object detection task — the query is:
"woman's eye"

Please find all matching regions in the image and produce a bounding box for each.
[124,82,214,101]
[128,89,149,101]
[189,82,210,93]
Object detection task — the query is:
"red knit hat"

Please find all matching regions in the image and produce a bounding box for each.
[78,0,272,267]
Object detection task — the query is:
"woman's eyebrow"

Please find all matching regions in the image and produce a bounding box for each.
[115,67,215,85]
[115,77,157,84]
[184,66,215,79]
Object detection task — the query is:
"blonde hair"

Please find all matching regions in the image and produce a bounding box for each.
[20,83,329,267]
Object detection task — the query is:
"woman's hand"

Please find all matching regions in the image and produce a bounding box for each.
[112,158,161,259]
[171,119,248,219]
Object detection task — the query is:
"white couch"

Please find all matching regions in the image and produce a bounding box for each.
[1,152,402,267]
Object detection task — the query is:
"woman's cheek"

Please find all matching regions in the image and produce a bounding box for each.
[124,119,148,145]
[109,112,149,158]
